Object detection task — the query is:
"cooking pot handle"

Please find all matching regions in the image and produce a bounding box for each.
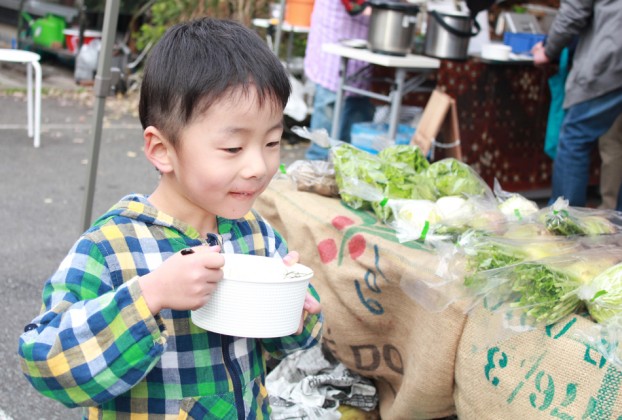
[430,10,480,38]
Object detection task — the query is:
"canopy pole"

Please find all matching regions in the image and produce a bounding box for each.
[80,0,120,232]
[273,0,286,56]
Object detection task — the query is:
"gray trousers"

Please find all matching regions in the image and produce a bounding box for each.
[598,114,622,209]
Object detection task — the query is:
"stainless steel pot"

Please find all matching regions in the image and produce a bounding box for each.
[424,9,479,60]
[367,0,420,56]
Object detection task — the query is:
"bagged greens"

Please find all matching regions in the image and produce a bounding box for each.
[582,262,622,323]
[464,248,622,325]
[332,143,436,222]
[378,144,430,173]
[540,198,619,236]
[332,144,496,227]
[493,178,540,222]
[459,230,578,280]
[425,158,493,198]
[332,143,387,211]
[390,196,506,244]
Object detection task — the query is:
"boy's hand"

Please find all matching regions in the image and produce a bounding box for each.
[282,251,322,335]
[138,246,224,314]
[296,293,322,335]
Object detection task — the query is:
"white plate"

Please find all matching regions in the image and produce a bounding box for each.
[341,38,368,49]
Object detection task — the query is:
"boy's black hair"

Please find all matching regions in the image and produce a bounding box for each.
[139,18,291,146]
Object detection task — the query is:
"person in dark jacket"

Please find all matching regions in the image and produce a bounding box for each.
[532,0,622,210]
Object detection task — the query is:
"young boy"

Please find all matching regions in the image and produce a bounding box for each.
[18,18,323,419]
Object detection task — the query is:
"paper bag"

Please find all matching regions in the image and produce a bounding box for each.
[411,89,463,161]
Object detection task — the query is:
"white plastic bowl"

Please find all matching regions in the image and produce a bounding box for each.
[191,253,313,338]
[481,43,512,61]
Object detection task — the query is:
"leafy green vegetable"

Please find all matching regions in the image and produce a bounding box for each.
[463,243,524,287]
[461,232,577,286]
[465,250,622,325]
[332,144,386,210]
[378,144,429,173]
[581,216,617,235]
[425,158,490,198]
[585,262,622,323]
[544,209,617,236]
[332,146,493,225]
[332,144,437,221]
[545,210,586,236]
[497,195,539,221]
[508,262,583,324]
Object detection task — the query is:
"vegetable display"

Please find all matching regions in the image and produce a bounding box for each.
[329,141,622,333]
[469,250,622,324]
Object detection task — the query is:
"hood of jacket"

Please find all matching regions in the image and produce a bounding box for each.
[91,194,204,240]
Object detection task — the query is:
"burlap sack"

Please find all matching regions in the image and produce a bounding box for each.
[455,304,622,419]
[256,180,468,419]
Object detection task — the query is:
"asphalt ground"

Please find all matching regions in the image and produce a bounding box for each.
[0,59,308,419]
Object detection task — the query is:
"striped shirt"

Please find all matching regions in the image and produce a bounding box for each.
[304,0,371,92]
[18,194,323,419]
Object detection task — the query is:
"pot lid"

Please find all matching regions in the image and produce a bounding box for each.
[429,7,471,17]
[368,0,420,14]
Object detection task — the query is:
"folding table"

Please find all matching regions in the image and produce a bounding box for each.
[322,42,441,142]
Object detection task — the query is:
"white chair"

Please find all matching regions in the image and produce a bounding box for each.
[0,49,42,148]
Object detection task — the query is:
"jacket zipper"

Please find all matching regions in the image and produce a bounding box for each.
[221,334,246,419]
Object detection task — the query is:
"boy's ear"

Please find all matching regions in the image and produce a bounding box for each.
[144,126,174,173]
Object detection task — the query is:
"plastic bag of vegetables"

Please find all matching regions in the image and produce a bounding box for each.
[331,143,388,210]
[538,198,621,236]
[411,231,622,314]
[458,230,580,281]
[332,143,437,221]
[390,195,505,244]
[578,262,622,323]
[464,247,622,325]
[285,160,340,197]
[377,143,430,173]
[425,158,494,199]
[389,198,444,243]
[493,179,540,222]
[401,231,582,313]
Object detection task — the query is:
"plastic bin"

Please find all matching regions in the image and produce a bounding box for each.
[350,122,416,154]
[502,32,546,54]
[63,28,102,54]
[285,0,314,27]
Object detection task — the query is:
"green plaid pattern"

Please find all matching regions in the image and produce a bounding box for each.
[18,194,323,419]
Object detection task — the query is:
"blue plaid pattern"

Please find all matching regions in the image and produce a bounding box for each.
[19,194,323,419]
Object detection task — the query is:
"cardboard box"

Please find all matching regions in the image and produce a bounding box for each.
[410,89,462,161]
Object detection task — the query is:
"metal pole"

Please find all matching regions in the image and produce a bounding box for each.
[331,57,348,141]
[388,69,407,141]
[273,0,286,56]
[80,0,120,232]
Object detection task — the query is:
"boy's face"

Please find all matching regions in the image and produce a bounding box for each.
[158,87,284,227]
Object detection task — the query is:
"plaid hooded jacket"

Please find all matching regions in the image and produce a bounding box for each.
[18,194,323,419]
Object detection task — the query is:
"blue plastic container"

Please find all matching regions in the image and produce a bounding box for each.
[503,32,546,54]
[350,122,416,154]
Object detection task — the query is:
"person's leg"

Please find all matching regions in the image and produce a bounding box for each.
[550,88,622,206]
[305,84,336,160]
[598,113,622,209]
[305,84,376,159]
